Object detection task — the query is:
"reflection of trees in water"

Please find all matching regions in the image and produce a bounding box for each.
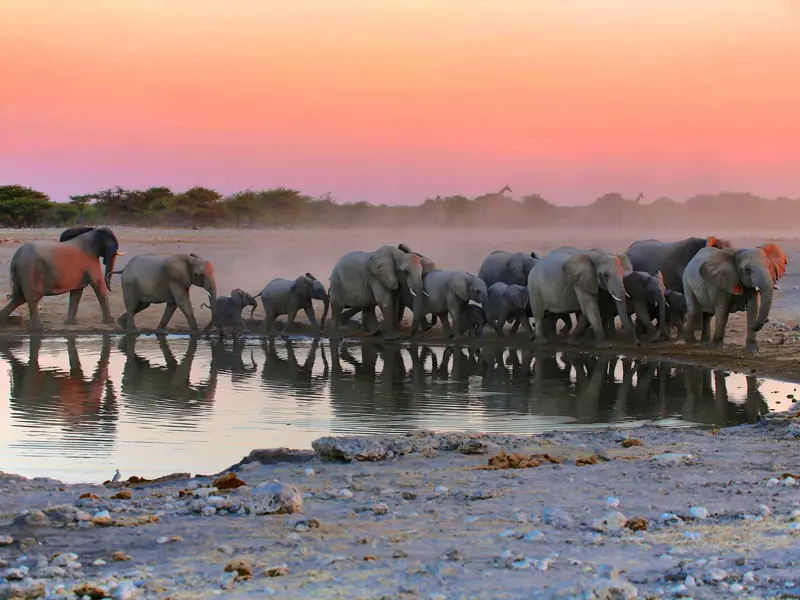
[0,335,118,456]
[118,336,218,423]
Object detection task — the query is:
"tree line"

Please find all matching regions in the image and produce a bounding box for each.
[0,184,797,230]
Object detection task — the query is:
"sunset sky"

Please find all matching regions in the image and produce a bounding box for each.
[2,1,799,205]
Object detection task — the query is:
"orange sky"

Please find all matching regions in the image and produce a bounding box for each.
[2,1,799,205]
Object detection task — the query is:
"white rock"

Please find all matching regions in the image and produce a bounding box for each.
[304,468,315,477]
[92,559,107,567]
[759,504,772,517]
[789,509,800,522]
[606,497,620,509]
[338,489,354,499]
[3,568,26,581]
[0,536,12,547]
[524,530,546,542]
[50,553,79,567]
[248,482,303,515]
[201,506,217,517]
[194,487,218,498]
[689,506,709,520]
[113,580,138,599]
[743,572,755,583]
[783,477,797,487]
[591,511,628,532]
[660,513,684,526]
[730,583,745,593]
[156,536,169,544]
[38,566,67,578]
[766,478,780,487]
[651,453,693,463]
[685,575,696,587]
[217,545,235,555]
[434,486,449,495]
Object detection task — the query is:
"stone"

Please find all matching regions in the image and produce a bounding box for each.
[542,507,573,528]
[689,506,709,520]
[591,511,628,533]
[113,581,138,600]
[111,551,130,562]
[112,490,132,500]
[50,553,78,567]
[624,517,648,532]
[224,559,253,582]
[91,559,107,567]
[0,537,12,547]
[434,486,448,496]
[92,511,112,526]
[212,472,247,490]
[338,489,354,499]
[457,439,491,454]
[651,453,693,463]
[201,506,217,517]
[660,513,684,526]
[248,482,303,515]
[0,578,47,599]
[3,569,26,581]
[606,497,620,509]
[304,468,315,477]
[264,564,289,577]
[371,503,389,515]
[312,436,389,461]
[789,509,800,522]
[12,510,49,527]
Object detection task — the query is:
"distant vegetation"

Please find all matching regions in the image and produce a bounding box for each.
[0,184,796,230]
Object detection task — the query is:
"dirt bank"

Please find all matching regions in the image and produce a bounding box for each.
[2,408,800,599]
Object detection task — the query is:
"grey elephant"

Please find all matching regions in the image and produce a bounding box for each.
[110,252,218,334]
[682,245,779,353]
[0,226,123,331]
[258,273,330,335]
[596,270,667,343]
[478,250,540,287]
[624,236,731,293]
[410,271,488,339]
[329,244,430,340]
[203,289,257,335]
[657,289,688,339]
[484,282,532,337]
[528,248,638,347]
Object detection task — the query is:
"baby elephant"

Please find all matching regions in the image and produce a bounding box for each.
[485,282,532,337]
[654,289,688,340]
[204,289,257,335]
[258,273,330,335]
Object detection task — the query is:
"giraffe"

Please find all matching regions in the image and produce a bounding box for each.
[476,185,512,225]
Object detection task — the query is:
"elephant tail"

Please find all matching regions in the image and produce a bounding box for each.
[104,268,124,289]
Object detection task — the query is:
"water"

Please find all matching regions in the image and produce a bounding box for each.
[0,335,793,483]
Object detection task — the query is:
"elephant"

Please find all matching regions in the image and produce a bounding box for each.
[624,236,731,293]
[658,290,688,339]
[328,244,431,340]
[410,270,488,339]
[484,282,532,337]
[258,273,330,335]
[0,226,123,331]
[528,248,638,347]
[682,245,779,352]
[477,250,540,287]
[203,289,257,335]
[110,252,218,334]
[464,304,488,336]
[595,270,668,344]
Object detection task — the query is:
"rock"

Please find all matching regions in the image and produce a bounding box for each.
[651,453,693,463]
[248,482,303,515]
[37,565,67,579]
[92,511,112,526]
[371,503,389,515]
[41,505,90,527]
[91,559,107,567]
[111,551,130,562]
[759,504,772,517]
[466,488,495,500]
[621,438,643,448]
[155,535,182,545]
[606,497,620,509]
[0,578,47,599]
[193,487,218,498]
[703,568,728,583]
[591,511,628,533]
[338,489,354,499]
[401,491,418,500]
[623,516,647,531]
[434,486,448,496]
[217,545,235,555]
[304,468,315,477]
[457,439,491,454]
[542,507,573,528]
[12,510,49,528]
[312,436,389,461]
[113,581,137,600]
[201,506,216,517]
[112,490,132,500]
[224,559,253,582]
[766,478,781,487]
[3,569,25,581]
[264,564,289,577]
[524,530,546,542]
[50,553,78,567]
[689,506,709,520]
[789,509,800,522]
[212,472,247,490]
[0,537,12,547]
[730,583,744,593]
[660,513,684,526]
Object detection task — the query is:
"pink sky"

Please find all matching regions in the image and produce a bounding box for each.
[2,1,799,205]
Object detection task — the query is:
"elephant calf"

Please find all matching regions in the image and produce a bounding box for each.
[411,271,488,339]
[258,273,329,335]
[485,282,532,337]
[204,289,257,335]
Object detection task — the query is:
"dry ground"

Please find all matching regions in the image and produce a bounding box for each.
[1,226,799,381]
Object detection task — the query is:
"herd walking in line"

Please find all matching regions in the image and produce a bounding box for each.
[0,225,788,354]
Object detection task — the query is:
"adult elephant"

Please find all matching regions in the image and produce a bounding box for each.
[0,226,123,331]
[477,250,540,287]
[624,236,731,293]
[410,271,488,339]
[329,244,429,340]
[528,248,638,347]
[682,245,780,353]
[111,253,218,334]
[596,270,668,343]
[484,282,532,337]
[258,273,329,335]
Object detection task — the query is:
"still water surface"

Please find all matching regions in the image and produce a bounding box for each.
[0,335,793,482]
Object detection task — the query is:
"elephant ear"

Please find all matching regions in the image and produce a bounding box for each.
[398,243,436,274]
[231,289,245,307]
[618,253,633,272]
[305,272,318,281]
[563,254,598,294]
[504,286,528,310]
[449,274,470,302]
[508,257,526,283]
[166,255,192,288]
[369,246,399,290]
[699,251,743,295]
[59,225,95,242]
[706,236,732,249]
[758,243,787,281]
[622,272,647,299]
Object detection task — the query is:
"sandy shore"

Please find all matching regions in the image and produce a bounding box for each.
[2,409,800,599]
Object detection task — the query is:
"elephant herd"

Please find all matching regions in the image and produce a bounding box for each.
[0,226,789,354]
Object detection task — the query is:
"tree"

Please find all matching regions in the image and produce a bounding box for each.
[172,186,222,228]
[0,185,53,228]
[224,190,259,228]
[69,194,94,222]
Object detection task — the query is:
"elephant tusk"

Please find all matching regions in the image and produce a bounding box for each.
[610,293,623,302]
[626,292,631,298]
[409,288,417,297]
[773,283,781,290]
[205,290,213,300]
[754,286,760,292]
[115,251,126,256]
[423,290,430,297]
[665,301,671,308]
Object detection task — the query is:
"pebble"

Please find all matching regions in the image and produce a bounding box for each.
[591,511,628,533]
[429,594,447,600]
[660,513,685,526]
[3,568,26,581]
[523,530,546,542]
[606,497,620,509]
[730,583,745,593]
[92,559,107,567]
[789,509,800,522]
[689,507,709,520]
[264,564,289,577]
[434,486,449,495]
[50,553,78,567]
[338,489,354,499]
[759,504,772,517]
[113,580,138,600]
[542,507,573,528]
[371,503,389,515]
[304,468,315,477]
[651,453,693,463]
[0,536,12,547]
[201,506,217,517]
[704,568,728,583]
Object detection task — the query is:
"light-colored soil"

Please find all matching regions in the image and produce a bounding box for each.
[1,226,800,382]
[2,413,800,599]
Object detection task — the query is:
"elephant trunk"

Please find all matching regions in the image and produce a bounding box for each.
[204,276,218,324]
[656,294,667,339]
[320,292,330,331]
[753,272,773,332]
[408,268,425,337]
[610,277,638,344]
[103,252,118,291]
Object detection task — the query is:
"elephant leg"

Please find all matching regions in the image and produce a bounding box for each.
[379,302,398,341]
[446,297,463,340]
[575,292,608,348]
[532,301,548,344]
[700,313,712,344]
[568,313,589,344]
[24,292,44,332]
[362,308,380,336]
[88,280,115,325]
[329,303,344,339]
[635,301,658,343]
[745,292,759,353]
[710,300,730,348]
[170,286,197,332]
[438,312,454,338]
[557,314,572,338]
[518,312,534,336]
[64,288,83,325]
[285,307,299,334]
[157,303,178,333]
[303,306,319,331]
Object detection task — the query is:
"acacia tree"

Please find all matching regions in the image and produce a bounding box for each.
[0,185,53,228]
[173,187,222,228]
[69,194,94,222]
[224,190,259,228]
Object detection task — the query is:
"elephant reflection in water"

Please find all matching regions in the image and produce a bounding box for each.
[209,337,258,384]
[0,335,117,444]
[118,336,217,419]
[261,337,329,398]
[678,366,767,426]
